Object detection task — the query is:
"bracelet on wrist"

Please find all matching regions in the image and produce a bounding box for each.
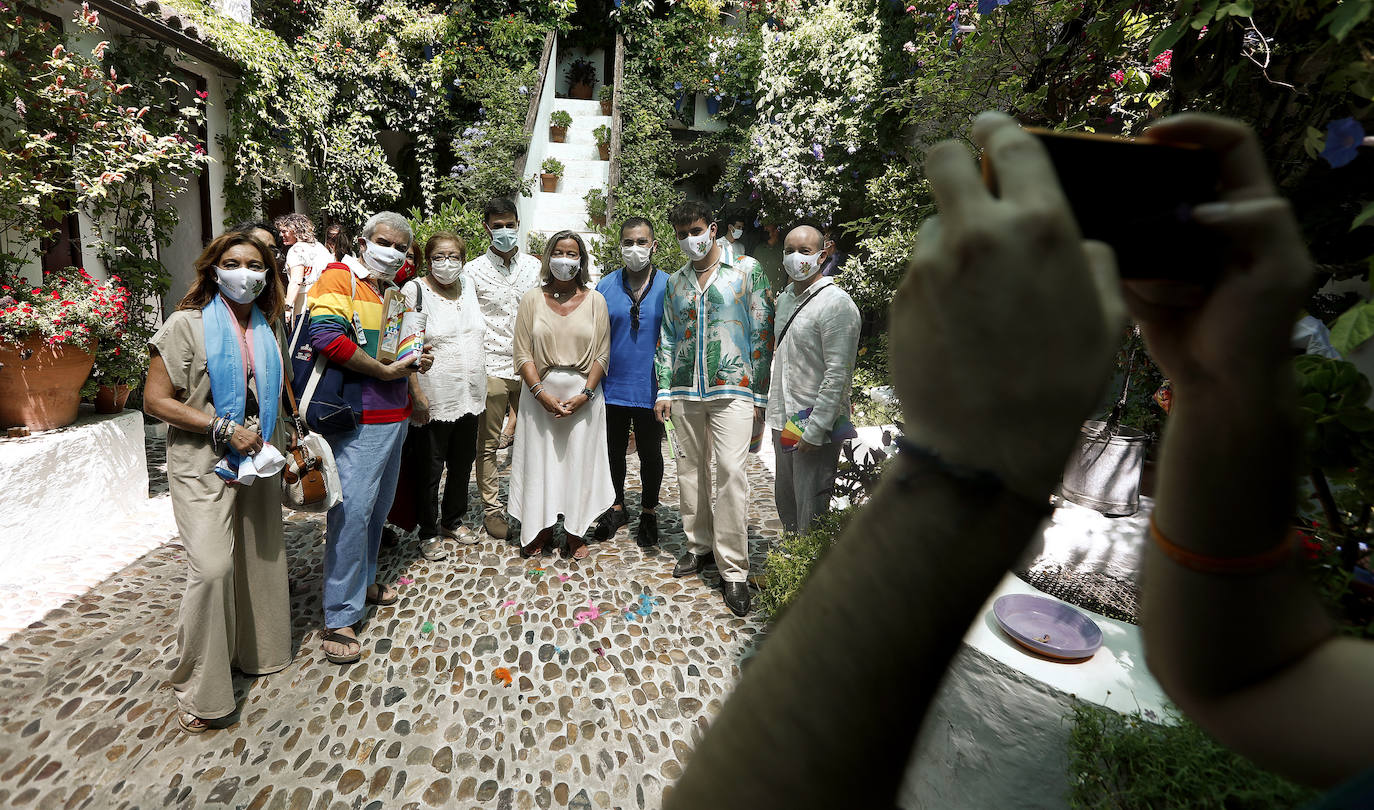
[530,382,545,397]
[581,387,596,401]
[892,437,1053,518]
[1149,516,1295,575]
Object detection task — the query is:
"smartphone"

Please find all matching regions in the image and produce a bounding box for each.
[982,128,1223,282]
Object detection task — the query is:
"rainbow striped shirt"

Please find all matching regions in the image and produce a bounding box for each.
[307,263,411,424]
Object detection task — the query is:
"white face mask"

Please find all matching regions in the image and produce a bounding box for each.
[621,244,652,272]
[678,227,714,262]
[215,265,268,304]
[489,227,518,253]
[730,228,743,240]
[360,238,407,280]
[783,251,824,281]
[549,256,580,282]
[430,258,463,285]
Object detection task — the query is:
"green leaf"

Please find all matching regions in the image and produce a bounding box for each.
[1331,300,1374,355]
[1354,203,1374,231]
[1149,17,1191,59]
[1321,0,1373,41]
[1125,66,1151,93]
[1218,0,1254,17]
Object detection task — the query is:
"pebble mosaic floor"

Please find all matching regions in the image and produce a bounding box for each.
[0,438,783,809]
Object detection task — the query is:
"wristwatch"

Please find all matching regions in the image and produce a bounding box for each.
[581,388,596,401]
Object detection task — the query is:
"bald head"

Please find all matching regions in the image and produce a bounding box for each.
[784,225,825,253]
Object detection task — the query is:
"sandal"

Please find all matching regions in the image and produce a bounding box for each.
[322,630,362,665]
[518,539,544,559]
[365,582,399,606]
[178,712,211,734]
[564,537,591,561]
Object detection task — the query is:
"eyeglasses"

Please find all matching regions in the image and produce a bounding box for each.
[431,253,464,262]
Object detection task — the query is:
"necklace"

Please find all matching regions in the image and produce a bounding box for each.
[549,285,575,301]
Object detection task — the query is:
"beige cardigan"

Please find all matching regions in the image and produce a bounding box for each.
[511,287,611,380]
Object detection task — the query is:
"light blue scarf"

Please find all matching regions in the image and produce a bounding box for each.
[202,295,282,481]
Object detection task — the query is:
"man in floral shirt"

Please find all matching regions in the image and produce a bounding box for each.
[654,200,774,616]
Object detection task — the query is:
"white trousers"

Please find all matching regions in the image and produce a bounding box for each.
[672,397,755,582]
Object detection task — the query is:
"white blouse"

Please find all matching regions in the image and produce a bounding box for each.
[402,277,487,422]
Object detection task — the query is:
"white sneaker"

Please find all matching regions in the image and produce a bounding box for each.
[420,537,448,561]
[448,525,479,545]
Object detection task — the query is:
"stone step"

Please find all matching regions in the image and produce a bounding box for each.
[545,141,603,164]
[548,98,605,118]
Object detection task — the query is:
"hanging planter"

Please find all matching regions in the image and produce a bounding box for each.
[706,95,721,116]
[0,336,97,432]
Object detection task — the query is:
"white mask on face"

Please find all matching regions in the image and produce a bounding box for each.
[360,238,407,280]
[678,227,714,262]
[430,258,463,285]
[215,265,268,304]
[730,228,743,240]
[549,256,580,282]
[783,250,823,281]
[621,244,652,272]
[489,227,518,253]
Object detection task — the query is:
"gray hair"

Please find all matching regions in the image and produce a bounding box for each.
[360,211,413,246]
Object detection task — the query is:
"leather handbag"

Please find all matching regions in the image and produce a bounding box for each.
[281,374,342,512]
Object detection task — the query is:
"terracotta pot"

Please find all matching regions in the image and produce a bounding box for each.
[570,82,593,100]
[590,214,607,228]
[540,173,559,192]
[597,142,610,161]
[550,125,568,143]
[0,336,96,432]
[94,383,133,414]
[600,99,612,115]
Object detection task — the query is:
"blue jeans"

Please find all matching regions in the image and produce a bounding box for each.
[323,419,408,628]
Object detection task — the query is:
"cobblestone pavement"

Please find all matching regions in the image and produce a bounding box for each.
[0,438,782,809]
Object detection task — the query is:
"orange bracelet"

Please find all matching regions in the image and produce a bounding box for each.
[1149,516,1295,575]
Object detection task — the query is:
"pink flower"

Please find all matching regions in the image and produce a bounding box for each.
[1151,50,1172,77]
[1110,70,1125,85]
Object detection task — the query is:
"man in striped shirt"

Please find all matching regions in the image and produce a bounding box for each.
[308,211,432,665]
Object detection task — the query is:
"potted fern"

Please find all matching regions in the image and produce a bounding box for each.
[539,157,564,192]
[565,57,596,100]
[549,109,572,143]
[599,84,613,115]
[594,124,611,161]
[584,187,608,228]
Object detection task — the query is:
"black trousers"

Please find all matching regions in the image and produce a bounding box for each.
[605,403,664,510]
[412,414,479,538]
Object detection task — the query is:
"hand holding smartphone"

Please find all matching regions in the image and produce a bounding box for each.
[981,127,1223,282]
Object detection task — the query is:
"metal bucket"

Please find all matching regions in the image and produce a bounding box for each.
[1060,420,1149,517]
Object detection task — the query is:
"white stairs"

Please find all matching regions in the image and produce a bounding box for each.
[525,98,610,279]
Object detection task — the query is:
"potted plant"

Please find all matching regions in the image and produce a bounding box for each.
[540,157,564,192]
[585,188,608,228]
[0,268,124,431]
[599,84,614,116]
[85,335,148,413]
[594,124,611,161]
[549,109,572,143]
[565,57,596,100]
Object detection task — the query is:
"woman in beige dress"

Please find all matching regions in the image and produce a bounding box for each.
[144,231,293,733]
[510,230,615,559]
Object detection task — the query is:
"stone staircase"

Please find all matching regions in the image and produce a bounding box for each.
[524,98,610,279]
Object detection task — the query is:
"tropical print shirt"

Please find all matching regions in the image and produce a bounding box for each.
[655,254,774,407]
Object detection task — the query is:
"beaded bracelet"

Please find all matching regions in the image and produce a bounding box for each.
[1149,515,1295,575]
[892,437,1054,517]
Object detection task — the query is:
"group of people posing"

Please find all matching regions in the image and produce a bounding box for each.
[143,196,862,732]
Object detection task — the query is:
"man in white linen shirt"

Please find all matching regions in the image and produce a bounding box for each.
[764,224,861,534]
[464,197,543,540]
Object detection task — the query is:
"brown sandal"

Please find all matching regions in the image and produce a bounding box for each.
[322,630,362,664]
[564,537,591,561]
[365,582,398,606]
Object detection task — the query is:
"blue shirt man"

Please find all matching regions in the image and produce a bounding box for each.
[591,216,669,547]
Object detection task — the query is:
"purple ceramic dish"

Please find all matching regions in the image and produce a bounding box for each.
[993,594,1103,660]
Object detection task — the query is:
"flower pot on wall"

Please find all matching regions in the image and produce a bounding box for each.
[94,383,133,414]
[0,336,96,432]
[600,99,612,115]
[550,125,568,143]
[706,95,721,116]
[570,82,593,100]
[589,213,607,228]
[540,173,559,192]
[598,143,610,161]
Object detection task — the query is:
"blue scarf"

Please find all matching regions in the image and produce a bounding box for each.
[202,295,282,481]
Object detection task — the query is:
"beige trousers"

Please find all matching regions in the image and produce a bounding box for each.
[168,469,291,718]
[672,397,755,583]
[478,375,523,515]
